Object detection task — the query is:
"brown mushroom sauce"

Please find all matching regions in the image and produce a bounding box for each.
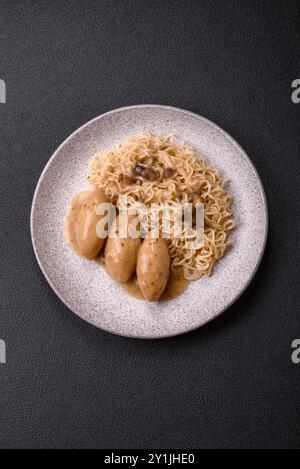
[130,164,176,183]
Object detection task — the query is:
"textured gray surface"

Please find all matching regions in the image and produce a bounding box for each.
[0,0,300,449]
[31,105,268,338]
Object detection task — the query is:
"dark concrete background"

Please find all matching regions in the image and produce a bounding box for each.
[0,0,299,449]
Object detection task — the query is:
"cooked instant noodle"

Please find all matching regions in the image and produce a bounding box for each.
[88,134,234,280]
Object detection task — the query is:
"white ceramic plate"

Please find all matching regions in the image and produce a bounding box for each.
[31,105,268,338]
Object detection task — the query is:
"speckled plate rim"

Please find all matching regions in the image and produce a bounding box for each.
[31,104,268,339]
